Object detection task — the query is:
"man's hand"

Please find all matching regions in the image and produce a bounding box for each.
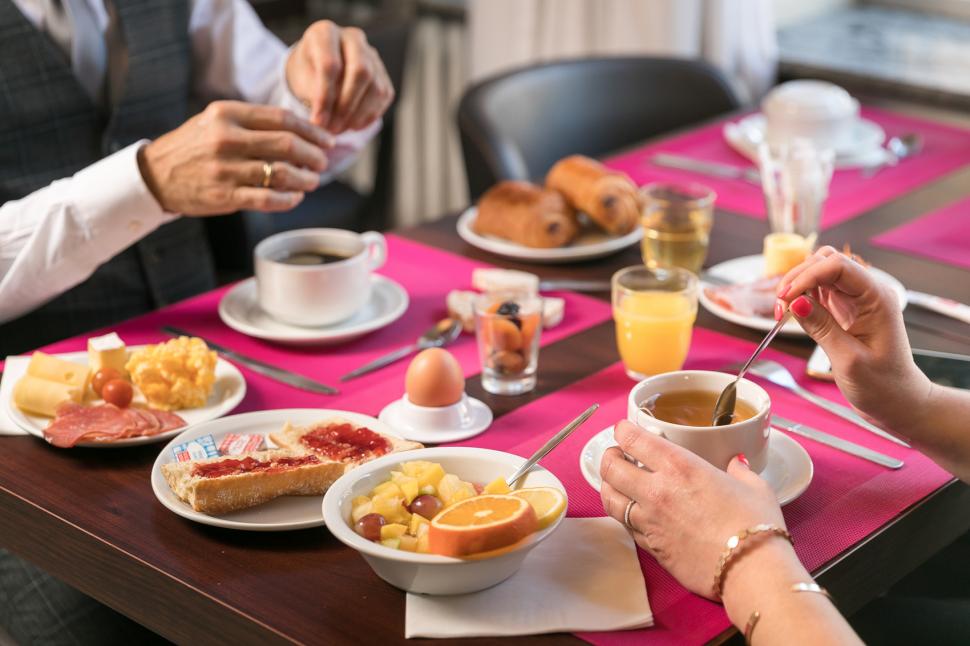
[285,21,394,133]
[138,101,333,215]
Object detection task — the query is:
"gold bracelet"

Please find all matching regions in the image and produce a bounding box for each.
[712,524,793,599]
[743,610,760,644]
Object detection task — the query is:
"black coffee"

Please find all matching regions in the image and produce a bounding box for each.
[276,249,350,265]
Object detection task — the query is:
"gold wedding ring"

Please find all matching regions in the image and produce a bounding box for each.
[261,161,274,188]
[623,499,637,529]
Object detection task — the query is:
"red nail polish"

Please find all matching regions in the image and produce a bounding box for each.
[791,296,813,318]
[737,453,749,467]
[773,300,784,321]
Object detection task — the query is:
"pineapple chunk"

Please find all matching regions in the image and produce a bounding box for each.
[373,481,402,498]
[483,477,510,494]
[389,474,420,504]
[419,484,436,496]
[417,534,430,553]
[351,500,373,523]
[380,538,401,550]
[352,496,370,509]
[417,463,446,489]
[449,482,476,506]
[415,522,430,538]
[398,534,419,552]
[380,523,408,540]
[402,461,432,478]
[409,513,430,535]
[437,474,462,506]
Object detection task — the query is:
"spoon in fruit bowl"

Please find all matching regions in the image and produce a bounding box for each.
[340,318,463,382]
[506,404,600,488]
[712,310,792,426]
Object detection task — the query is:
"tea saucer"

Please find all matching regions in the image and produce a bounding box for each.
[580,426,813,505]
[723,113,890,169]
[218,275,409,346]
[378,396,493,444]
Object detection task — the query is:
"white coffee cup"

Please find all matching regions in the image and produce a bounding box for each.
[627,370,771,472]
[762,80,859,151]
[254,228,387,327]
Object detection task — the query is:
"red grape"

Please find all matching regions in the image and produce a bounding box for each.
[354,513,386,541]
[408,494,443,520]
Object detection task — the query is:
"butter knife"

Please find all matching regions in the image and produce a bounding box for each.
[651,152,761,185]
[161,326,339,395]
[538,279,611,293]
[772,415,903,469]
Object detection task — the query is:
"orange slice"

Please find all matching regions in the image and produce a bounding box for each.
[428,494,538,557]
[511,487,566,529]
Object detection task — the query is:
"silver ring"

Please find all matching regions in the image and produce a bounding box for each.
[261,161,274,188]
[623,499,637,529]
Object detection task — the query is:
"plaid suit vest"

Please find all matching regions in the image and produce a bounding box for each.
[0,0,215,354]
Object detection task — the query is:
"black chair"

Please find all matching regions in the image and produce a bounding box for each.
[457,57,743,201]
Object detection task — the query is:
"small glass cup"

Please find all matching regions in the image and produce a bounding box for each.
[474,292,543,395]
[758,138,834,238]
[612,265,698,381]
[640,182,715,275]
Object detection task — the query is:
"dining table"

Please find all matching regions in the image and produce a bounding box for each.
[1,96,970,646]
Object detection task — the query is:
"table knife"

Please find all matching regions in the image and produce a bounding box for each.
[907,290,970,325]
[772,415,904,469]
[161,326,339,395]
[538,279,611,293]
[651,152,761,185]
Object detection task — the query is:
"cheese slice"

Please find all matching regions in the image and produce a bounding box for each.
[87,332,128,374]
[764,233,813,277]
[26,352,89,389]
[13,374,82,417]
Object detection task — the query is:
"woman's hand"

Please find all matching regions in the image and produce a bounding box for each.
[600,420,785,600]
[775,246,932,436]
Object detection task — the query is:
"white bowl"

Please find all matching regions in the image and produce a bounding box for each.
[322,447,567,595]
[762,80,859,150]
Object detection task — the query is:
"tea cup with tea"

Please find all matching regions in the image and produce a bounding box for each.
[627,370,771,472]
[254,228,387,327]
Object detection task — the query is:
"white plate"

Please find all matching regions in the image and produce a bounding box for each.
[218,275,409,346]
[457,206,643,264]
[580,426,813,506]
[699,254,908,337]
[723,113,890,170]
[4,348,246,447]
[151,408,406,531]
[378,396,493,444]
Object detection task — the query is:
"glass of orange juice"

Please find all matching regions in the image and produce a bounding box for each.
[612,266,698,380]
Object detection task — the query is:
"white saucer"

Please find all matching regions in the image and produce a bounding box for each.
[723,113,891,170]
[699,254,907,337]
[457,206,643,264]
[378,396,493,444]
[580,426,813,506]
[218,275,409,346]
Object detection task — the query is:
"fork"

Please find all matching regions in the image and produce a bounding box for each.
[737,359,910,447]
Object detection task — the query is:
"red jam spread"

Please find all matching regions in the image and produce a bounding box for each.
[300,423,390,462]
[192,455,320,479]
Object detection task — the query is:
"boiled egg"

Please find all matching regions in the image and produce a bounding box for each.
[405,348,464,407]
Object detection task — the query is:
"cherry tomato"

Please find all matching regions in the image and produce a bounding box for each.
[102,379,133,408]
[91,368,123,397]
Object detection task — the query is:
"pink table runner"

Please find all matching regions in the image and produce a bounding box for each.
[871,196,970,271]
[449,327,952,645]
[604,107,970,230]
[30,235,612,416]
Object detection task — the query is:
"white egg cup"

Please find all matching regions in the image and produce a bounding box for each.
[378,393,492,444]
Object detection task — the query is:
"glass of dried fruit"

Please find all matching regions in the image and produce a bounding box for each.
[473,292,543,395]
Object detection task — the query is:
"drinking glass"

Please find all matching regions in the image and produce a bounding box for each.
[612,266,698,381]
[639,182,715,275]
[758,138,834,238]
[474,292,543,395]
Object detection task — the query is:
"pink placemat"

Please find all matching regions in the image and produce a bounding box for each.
[871,196,970,270]
[604,106,970,230]
[449,327,952,645]
[26,235,612,417]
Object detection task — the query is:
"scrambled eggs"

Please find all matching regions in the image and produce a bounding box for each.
[126,337,217,410]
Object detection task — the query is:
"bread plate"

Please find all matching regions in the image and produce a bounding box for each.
[699,254,907,337]
[151,409,407,531]
[4,348,245,447]
[457,207,642,264]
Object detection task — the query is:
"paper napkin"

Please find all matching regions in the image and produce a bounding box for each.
[405,516,653,638]
[0,356,30,435]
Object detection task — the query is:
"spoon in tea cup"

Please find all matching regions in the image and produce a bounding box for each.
[712,310,793,426]
[340,318,463,381]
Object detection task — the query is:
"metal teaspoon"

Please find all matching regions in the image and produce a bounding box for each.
[339,318,463,382]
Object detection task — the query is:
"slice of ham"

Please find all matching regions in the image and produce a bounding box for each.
[44,402,187,448]
[704,275,782,319]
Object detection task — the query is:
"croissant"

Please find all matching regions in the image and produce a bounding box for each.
[545,155,641,235]
[473,181,579,248]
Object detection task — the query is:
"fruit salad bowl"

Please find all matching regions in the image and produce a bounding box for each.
[322,447,568,595]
